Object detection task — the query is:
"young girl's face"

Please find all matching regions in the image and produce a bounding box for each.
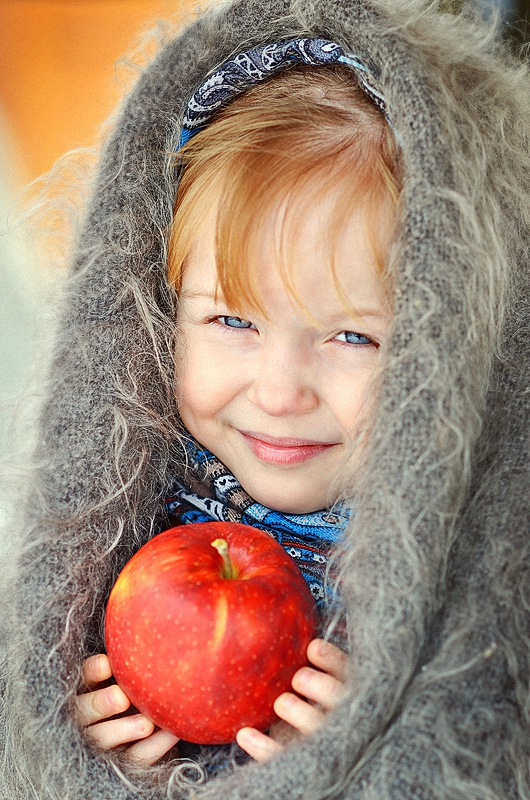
[176,188,394,514]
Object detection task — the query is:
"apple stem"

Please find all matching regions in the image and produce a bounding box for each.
[211,538,236,579]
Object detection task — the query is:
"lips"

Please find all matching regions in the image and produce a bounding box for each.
[239,430,338,465]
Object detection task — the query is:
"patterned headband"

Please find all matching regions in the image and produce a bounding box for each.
[178,37,392,149]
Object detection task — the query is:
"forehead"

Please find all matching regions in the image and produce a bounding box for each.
[182,185,393,320]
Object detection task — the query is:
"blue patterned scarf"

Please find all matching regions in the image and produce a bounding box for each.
[164,434,350,614]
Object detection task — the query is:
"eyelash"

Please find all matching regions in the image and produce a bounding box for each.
[211,315,378,348]
[215,316,257,330]
[334,331,376,347]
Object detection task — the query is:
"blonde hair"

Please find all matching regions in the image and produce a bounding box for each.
[168,64,401,314]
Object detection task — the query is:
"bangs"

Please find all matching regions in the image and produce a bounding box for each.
[168,64,401,316]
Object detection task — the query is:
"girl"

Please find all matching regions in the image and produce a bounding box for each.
[2,0,530,799]
[75,60,398,767]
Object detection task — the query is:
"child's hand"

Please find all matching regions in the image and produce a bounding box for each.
[75,654,179,767]
[236,638,347,762]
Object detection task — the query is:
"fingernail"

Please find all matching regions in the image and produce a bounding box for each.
[95,654,111,678]
[135,716,152,734]
[239,727,259,743]
[108,685,125,709]
[276,692,297,710]
[294,667,312,685]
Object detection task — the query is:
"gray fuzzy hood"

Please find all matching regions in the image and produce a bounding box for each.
[2,0,530,797]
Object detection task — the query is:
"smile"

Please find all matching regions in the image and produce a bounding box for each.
[238,430,338,465]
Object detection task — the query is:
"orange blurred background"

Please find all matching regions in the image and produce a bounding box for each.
[0,0,199,185]
[0,0,200,451]
[3,0,530,187]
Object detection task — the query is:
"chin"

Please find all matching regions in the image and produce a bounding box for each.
[251,488,326,515]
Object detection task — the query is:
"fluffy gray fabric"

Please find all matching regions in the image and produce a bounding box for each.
[1,0,530,797]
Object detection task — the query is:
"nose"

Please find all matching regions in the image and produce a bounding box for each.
[246,340,318,417]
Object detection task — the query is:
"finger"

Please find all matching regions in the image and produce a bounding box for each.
[307,639,348,682]
[81,655,113,690]
[291,666,346,711]
[84,714,155,750]
[273,692,326,736]
[126,729,180,768]
[236,727,283,763]
[76,684,130,727]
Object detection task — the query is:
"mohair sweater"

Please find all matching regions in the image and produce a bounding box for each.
[2,0,530,798]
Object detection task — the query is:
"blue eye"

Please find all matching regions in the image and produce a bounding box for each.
[218,316,257,330]
[335,331,375,345]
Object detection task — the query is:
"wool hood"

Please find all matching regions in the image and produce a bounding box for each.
[2,0,530,798]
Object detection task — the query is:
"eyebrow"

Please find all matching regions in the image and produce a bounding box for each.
[328,305,390,320]
[178,288,389,322]
[178,289,219,300]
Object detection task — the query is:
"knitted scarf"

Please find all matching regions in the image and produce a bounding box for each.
[5,3,530,798]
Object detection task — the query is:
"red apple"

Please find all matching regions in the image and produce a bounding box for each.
[105,521,318,744]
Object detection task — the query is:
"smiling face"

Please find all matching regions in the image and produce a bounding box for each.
[175,187,394,514]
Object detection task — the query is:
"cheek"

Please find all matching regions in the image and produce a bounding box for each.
[327,367,375,434]
[174,336,240,422]
[176,357,214,422]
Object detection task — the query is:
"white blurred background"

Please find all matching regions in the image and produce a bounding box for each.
[0,111,34,462]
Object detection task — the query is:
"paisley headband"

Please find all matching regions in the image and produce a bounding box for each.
[178,37,392,148]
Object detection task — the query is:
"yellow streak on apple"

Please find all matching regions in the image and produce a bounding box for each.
[110,564,163,608]
[212,593,229,651]
[110,571,131,604]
